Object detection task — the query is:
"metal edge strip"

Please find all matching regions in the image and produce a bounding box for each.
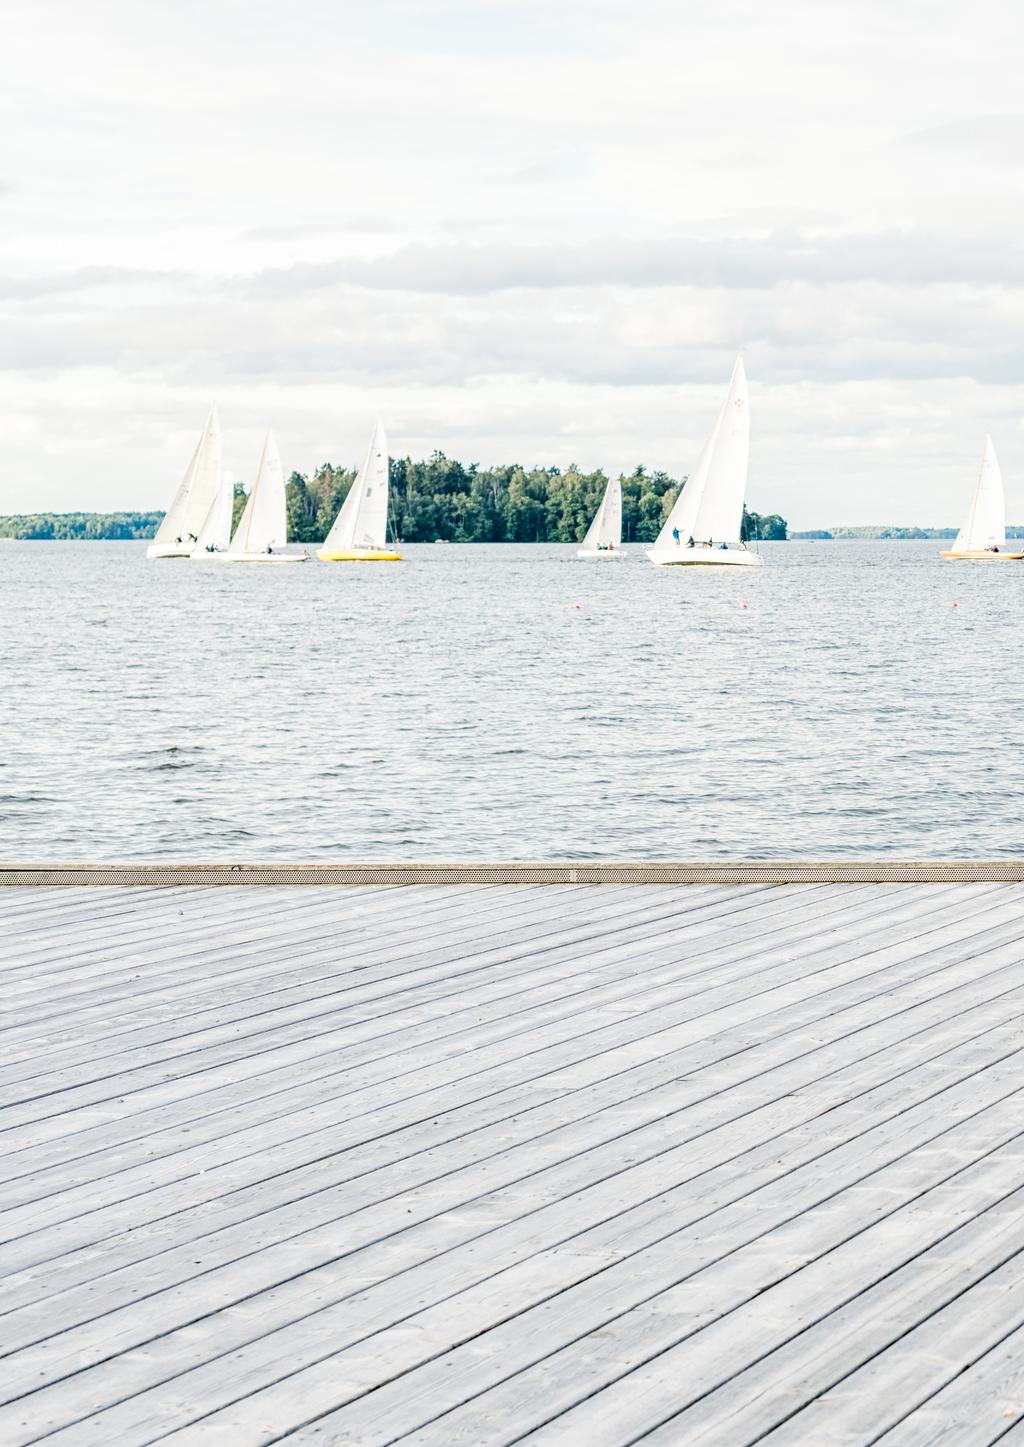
[1,861,1024,886]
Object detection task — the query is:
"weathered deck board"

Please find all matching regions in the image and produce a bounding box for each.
[2,884,1024,1445]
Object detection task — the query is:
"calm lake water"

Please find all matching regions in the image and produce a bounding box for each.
[1,540,1022,860]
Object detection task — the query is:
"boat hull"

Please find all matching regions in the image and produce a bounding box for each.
[647,546,763,568]
[576,549,624,560]
[317,548,402,562]
[220,552,309,564]
[940,549,1024,560]
[146,542,194,560]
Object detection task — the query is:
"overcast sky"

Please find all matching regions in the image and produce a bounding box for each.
[4,0,1024,526]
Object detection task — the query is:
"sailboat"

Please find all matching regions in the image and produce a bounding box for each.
[577,476,624,559]
[647,356,763,568]
[147,408,222,559]
[941,436,1024,560]
[223,430,308,564]
[190,470,235,559]
[317,421,402,561]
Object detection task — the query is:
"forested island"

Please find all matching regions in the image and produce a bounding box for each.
[0,455,787,543]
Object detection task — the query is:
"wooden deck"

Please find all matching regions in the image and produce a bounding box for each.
[2,881,1024,1444]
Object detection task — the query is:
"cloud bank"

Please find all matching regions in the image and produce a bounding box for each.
[4,0,1024,527]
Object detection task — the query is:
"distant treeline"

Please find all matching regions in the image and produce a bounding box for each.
[0,455,788,543]
[0,511,164,541]
[287,455,787,543]
[793,525,1024,540]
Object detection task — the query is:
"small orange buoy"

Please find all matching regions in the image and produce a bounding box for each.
[574,603,581,609]
[952,601,959,609]
[740,602,748,609]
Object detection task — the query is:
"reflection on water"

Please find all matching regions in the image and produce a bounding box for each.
[1,540,1022,860]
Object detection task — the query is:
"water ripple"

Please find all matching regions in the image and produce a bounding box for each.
[1,539,1023,859]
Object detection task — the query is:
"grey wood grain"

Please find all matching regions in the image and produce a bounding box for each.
[2,884,1024,1446]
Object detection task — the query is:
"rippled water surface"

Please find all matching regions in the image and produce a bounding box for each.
[2,540,1022,859]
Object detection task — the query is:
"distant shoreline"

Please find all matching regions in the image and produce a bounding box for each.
[793,527,1024,540]
[6,520,1019,543]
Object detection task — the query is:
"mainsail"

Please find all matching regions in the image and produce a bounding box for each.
[653,357,750,548]
[229,431,288,555]
[193,469,235,553]
[951,436,1005,553]
[580,476,622,550]
[153,407,222,546]
[322,421,390,552]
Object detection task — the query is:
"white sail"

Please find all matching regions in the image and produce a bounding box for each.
[652,431,715,548]
[951,436,1005,553]
[153,407,222,546]
[182,407,222,541]
[580,476,622,550]
[322,421,390,551]
[192,469,234,554]
[652,357,749,548]
[152,445,197,546]
[229,430,288,555]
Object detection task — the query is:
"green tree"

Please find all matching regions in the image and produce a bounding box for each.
[0,466,788,544]
[231,483,247,534]
[741,508,787,541]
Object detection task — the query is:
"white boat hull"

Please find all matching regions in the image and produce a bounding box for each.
[576,548,625,560]
[147,542,195,560]
[647,545,763,568]
[220,552,309,564]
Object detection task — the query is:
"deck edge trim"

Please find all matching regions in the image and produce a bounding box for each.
[2,861,1024,885]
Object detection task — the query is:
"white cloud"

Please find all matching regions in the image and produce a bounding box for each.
[241,232,1024,293]
[3,0,1024,527]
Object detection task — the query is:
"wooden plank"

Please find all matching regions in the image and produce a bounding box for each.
[0,883,751,1064]
[2,879,1018,1279]
[329,1174,1024,1447]
[4,972,1018,1423]
[55,1054,1024,1444]
[0,882,516,1005]
[711,1246,1024,1446]
[0,892,797,1191]
[873,1321,1024,1444]
[9,920,1024,1315]
[3,882,894,1148]
[0,883,734,1053]
[0,879,966,1117]
[2,885,989,1203]
[2,884,1024,1447]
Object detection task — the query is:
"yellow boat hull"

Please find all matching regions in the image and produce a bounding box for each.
[317,548,402,562]
[940,550,1024,560]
